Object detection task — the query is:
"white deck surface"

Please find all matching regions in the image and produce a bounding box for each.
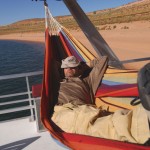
[0,118,68,150]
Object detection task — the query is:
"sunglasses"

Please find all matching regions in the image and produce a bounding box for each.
[64,67,78,69]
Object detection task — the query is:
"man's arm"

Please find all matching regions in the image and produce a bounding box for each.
[86,56,108,96]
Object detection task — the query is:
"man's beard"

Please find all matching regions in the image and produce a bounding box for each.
[65,71,75,77]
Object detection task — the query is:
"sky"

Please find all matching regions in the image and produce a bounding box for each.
[0,0,137,26]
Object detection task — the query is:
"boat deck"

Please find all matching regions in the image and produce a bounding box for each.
[0,118,68,150]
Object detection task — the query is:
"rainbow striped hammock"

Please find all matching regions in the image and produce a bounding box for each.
[40,3,149,150]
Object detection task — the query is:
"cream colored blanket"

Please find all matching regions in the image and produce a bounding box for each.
[52,103,150,144]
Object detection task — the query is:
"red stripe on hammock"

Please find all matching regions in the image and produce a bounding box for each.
[59,31,84,61]
[95,83,139,97]
[61,132,149,150]
[58,32,72,56]
[32,83,139,98]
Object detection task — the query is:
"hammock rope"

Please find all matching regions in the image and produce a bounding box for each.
[44,4,62,35]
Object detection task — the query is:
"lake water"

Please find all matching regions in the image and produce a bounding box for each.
[0,40,45,75]
[0,40,45,121]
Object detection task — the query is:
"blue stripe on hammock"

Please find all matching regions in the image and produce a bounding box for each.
[60,30,85,62]
[102,80,125,86]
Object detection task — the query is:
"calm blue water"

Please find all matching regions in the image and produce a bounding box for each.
[0,40,44,75]
[0,40,45,121]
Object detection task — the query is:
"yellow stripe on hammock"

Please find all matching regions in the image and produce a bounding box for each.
[106,67,138,74]
[62,27,95,61]
[95,97,140,112]
[103,67,138,84]
[103,73,137,84]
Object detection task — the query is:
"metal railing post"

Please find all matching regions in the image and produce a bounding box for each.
[26,76,34,121]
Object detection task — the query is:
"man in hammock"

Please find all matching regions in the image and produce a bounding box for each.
[52,56,150,145]
[57,55,108,105]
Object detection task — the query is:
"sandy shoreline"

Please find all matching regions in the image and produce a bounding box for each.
[0,21,150,70]
[0,32,45,43]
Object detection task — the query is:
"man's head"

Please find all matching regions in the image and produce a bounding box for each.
[61,56,81,77]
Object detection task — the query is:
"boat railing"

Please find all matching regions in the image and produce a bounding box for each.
[0,71,43,124]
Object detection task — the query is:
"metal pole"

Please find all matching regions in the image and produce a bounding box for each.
[63,0,124,69]
[26,76,34,121]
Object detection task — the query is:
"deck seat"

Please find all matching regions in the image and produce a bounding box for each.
[32,84,42,98]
